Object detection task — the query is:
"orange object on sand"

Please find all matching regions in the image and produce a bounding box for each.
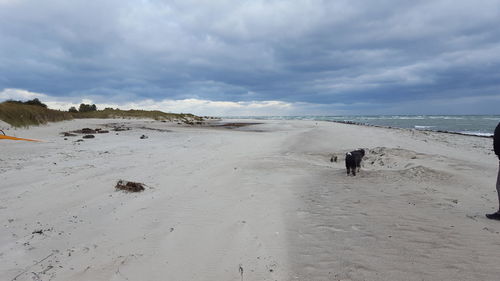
[0,134,41,142]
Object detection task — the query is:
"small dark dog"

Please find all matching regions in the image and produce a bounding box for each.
[345,149,365,176]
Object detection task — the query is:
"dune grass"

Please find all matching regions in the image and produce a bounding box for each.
[0,102,204,127]
[0,102,73,127]
[72,108,203,123]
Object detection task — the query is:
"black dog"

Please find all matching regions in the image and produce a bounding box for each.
[345,149,365,176]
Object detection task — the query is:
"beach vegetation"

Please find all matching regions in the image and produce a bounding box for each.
[78,103,97,112]
[0,100,203,127]
[5,98,48,108]
[71,107,203,123]
[0,101,73,127]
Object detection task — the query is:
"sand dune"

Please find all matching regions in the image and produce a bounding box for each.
[1,119,499,281]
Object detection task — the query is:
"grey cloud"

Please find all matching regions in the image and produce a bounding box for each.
[1,0,499,114]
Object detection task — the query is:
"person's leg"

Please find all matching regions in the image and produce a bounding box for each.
[496,161,500,211]
[486,161,500,220]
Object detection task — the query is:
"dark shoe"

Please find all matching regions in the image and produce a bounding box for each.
[486,212,500,220]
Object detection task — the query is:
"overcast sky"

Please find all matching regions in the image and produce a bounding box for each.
[1,0,499,115]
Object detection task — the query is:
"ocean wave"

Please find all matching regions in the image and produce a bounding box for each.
[458,131,493,137]
[414,125,435,129]
[389,116,426,120]
[428,116,465,120]
[355,116,426,120]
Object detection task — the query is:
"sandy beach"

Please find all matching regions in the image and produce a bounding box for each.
[1,118,500,281]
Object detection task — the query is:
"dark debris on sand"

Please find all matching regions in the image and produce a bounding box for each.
[212,122,263,129]
[112,126,131,131]
[115,180,145,192]
[61,128,109,137]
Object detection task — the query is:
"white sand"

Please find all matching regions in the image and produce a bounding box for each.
[1,118,500,281]
[0,120,11,131]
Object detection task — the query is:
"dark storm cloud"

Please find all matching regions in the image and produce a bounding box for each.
[1,0,499,114]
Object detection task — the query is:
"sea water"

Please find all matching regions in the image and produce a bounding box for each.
[227,115,500,137]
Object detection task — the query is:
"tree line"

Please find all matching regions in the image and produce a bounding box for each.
[5,98,47,108]
[4,98,98,113]
[69,103,97,113]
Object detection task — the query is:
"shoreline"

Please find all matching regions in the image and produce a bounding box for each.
[1,115,495,138]
[223,115,498,138]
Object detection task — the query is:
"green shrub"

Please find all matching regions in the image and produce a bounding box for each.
[5,98,47,108]
[78,103,97,112]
